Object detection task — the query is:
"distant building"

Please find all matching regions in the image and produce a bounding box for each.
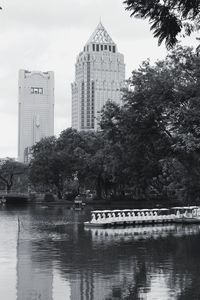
[71,22,125,131]
[18,70,54,162]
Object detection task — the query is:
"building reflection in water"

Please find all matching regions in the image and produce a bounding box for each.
[13,208,200,300]
[15,209,70,300]
[16,215,54,300]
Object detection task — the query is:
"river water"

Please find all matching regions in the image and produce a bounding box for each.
[0,205,200,300]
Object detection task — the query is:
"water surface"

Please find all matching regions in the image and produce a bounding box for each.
[0,206,200,300]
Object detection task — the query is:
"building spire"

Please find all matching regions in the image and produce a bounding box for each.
[86,22,115,45]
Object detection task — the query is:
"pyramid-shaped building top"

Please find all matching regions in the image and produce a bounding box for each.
[86,22,115,45]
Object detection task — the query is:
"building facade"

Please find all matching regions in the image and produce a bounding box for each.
[71,22,125,131]
[18,70,54,162]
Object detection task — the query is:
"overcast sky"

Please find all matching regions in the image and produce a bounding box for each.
[0,0,198,158]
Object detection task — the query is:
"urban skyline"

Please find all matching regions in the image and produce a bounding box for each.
[0,0,198,159]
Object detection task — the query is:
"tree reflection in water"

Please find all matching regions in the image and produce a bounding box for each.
[15,207,200,300]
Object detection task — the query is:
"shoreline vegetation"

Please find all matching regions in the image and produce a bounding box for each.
[2,46,200,208]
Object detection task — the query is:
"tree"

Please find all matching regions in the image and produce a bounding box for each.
[124,0,200,49]
[101,60,175,200]
[101,45,200,202]
[0,159,27,193]
[29,45,200,204]
[29,129,90,199]
[58,128,116,200]
[29,136,75,199]
[68,130,110,199]
[100,101,131,198]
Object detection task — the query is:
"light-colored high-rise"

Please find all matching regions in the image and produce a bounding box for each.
[18,70,54,163]
[71,22,125,131]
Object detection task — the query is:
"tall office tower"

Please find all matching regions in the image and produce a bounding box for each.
[71,22,125,131]
[18,70,54,163]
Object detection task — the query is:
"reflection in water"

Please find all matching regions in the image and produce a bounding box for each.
[85,224,200,242]
[16,214,54,300]
[1,207,200,299]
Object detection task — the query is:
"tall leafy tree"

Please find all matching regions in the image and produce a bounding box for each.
[101,60,175,199]
[124,0,200,49]
[101,45,200,202]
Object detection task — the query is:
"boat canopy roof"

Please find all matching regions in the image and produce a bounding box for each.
[171,206,198,210]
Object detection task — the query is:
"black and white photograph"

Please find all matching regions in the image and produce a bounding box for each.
[1,1,200,299]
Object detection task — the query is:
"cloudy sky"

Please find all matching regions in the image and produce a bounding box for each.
[0,0,198,158]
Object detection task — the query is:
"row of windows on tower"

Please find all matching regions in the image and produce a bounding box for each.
[84,44,116,53]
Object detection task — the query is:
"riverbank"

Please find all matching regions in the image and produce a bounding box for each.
[2,192,198,209]
[28,197,198,210]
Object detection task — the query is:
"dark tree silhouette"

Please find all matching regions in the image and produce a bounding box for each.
[124,0,200,49]
[0,159,27,193]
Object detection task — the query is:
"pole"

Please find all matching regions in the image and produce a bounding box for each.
[18,216,20,232]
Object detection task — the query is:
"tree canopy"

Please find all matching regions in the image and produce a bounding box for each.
[29,46,200,204]
[100,45,200,202]
[124,0,200,49]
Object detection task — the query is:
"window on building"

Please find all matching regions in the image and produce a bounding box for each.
[31,87,43,94]
[113,46,116,53]
[109,45,111,51]
[104,45,107,50]
[96,44,99,51]
[101,45,103,51]
[92,44,95,51]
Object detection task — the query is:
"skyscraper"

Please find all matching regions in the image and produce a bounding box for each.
[18,70,54,163]
[71,22,125,131]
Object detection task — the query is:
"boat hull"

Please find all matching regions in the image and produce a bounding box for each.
[175,217,200,224]
[84,222,107,228]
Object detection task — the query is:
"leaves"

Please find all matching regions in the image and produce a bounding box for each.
[100,45,200,202]
[0,159,27,192]
[124,0,200,48]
